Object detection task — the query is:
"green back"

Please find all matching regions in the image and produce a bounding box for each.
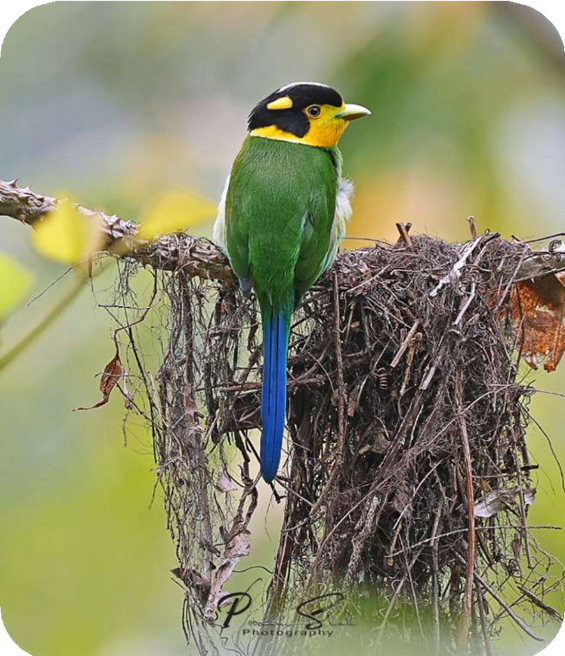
[225,136,338,312]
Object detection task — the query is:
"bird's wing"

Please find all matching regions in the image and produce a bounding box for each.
[224,165,252,286]
[293,151,341,294]
[293,196,334,293]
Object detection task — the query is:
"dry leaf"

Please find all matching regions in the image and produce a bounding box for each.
[511,535,521,561]
[216,473,238,493]
[522,488,536,506]
[204,530,251,619]
[474,487,536,518]
[122,373,135,410]
[510,272,565,372]
[73,350,123,411]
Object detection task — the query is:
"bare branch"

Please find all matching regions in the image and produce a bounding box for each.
[0,179,236,285]
[2,180,564,286]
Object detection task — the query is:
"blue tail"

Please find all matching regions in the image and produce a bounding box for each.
[260,310,289,483]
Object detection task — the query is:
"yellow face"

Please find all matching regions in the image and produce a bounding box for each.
[248,85,371,149]
[251,101,350,148]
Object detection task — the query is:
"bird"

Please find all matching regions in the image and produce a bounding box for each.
[213,82,370,483]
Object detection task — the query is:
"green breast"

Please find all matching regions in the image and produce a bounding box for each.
[225,136,338,311]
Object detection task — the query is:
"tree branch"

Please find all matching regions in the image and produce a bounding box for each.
[1,179,564,285]
[0,179,236,285]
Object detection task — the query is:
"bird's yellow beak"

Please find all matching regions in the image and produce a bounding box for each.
[335,103,372,121]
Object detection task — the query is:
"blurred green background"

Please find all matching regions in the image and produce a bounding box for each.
[0,2,564,655]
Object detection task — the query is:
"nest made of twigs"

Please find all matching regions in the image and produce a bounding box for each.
[111,231,563,656]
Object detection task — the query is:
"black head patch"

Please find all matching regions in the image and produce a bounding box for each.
[248,83,343,138]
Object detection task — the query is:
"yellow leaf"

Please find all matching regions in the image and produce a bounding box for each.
[0,254,33,320]
[137,190,215,241]
[31,199,103,265]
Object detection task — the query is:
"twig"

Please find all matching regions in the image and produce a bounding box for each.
[431,504,443,653]
[390,320,421,368]
[389,524,561,557]
[0,179,236,285]
[454,281,477,326]
[309,272,347,517]
[455,553,545,643]
[377,547,425,644]
[419,362,438,390]
[344,495,381,585]
[2,180,565,285]
[430,237,482,297]
[523,232,565,244]
[493,244,529,312]
[455,374,477,653]
[395,222,413,249]
[477,587,494,656]
[517,585,562,622]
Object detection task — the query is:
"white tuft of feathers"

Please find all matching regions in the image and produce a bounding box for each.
[212,172,231,252]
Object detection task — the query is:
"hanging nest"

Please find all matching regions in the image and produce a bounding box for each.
[108,229,564,656]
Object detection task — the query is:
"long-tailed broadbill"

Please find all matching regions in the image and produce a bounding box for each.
[214,82,371,483]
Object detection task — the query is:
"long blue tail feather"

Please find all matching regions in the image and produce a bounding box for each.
[260,310,289,482]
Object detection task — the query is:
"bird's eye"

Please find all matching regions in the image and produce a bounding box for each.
[306,105,321,119]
